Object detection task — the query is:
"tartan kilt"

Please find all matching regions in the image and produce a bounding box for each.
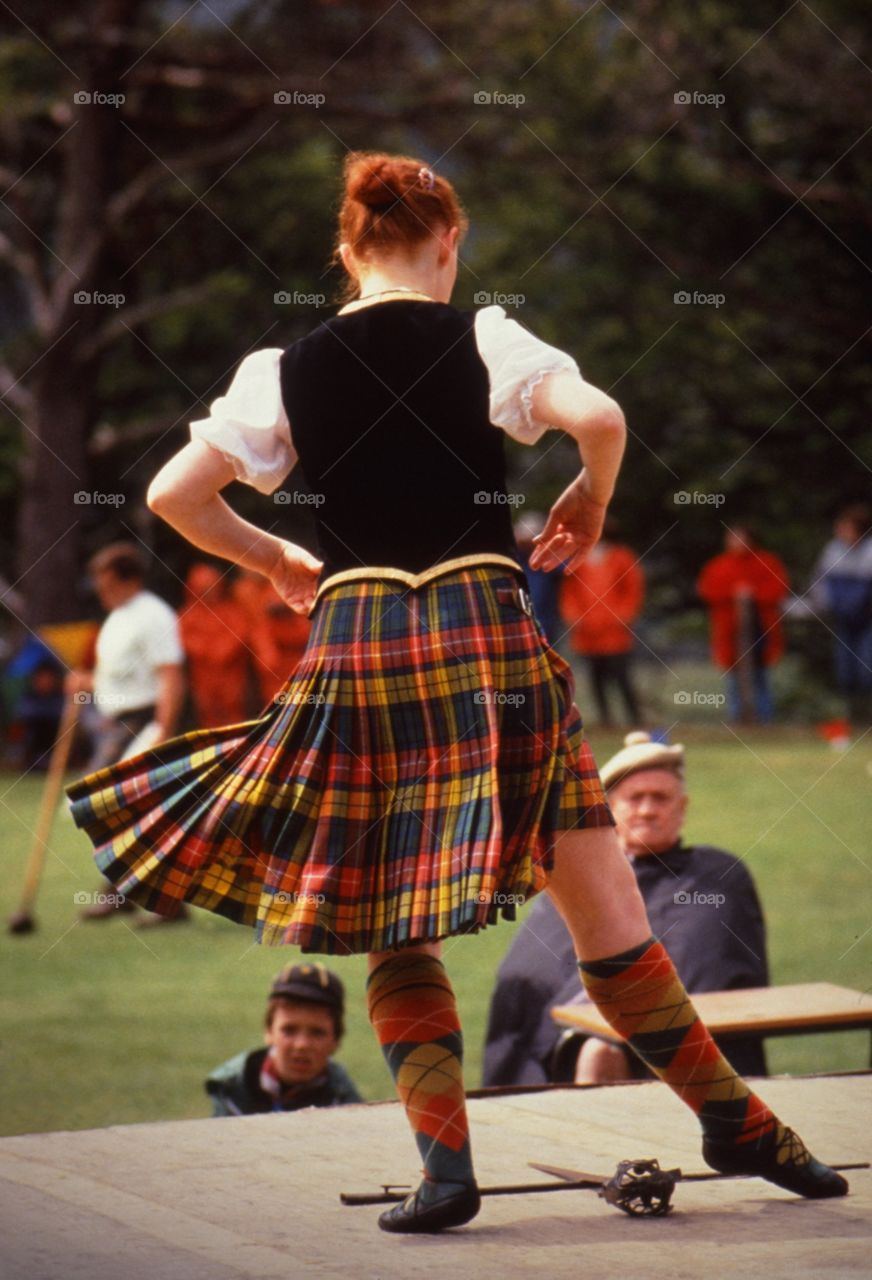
[65,564,614,955]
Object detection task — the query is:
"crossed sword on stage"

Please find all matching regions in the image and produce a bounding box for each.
[342,1154,868,1218]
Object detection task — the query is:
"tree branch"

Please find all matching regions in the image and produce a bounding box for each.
[105,119,274,226]
[0,227,38,280]
[0,363,35,415]
[77,280,220,361]
[87,413,184,457]
[0,225,55,330]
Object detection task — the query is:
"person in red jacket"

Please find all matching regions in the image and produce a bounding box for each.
[179,562,251,728]
[697,524,790,723]
[232,570,311,709]
[558,516,644,726]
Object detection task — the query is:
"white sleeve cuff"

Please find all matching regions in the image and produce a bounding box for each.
[189,348,297,495]
[474,305,581,444]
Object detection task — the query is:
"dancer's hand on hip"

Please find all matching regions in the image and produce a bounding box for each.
[528,472,607,572]
[268,542,324,614]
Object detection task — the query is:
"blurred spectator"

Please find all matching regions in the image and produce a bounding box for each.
[2,636,66,770]
[14,656,66,770]
[233,571,311,708]
[206,963,363,1116]
[697,524,789,724]
[558,515,644,726]
[65,541,187,924]
[179,563,251,728]
[483,732,769,1088]
[514,511,564,646]
[808,505,872,727]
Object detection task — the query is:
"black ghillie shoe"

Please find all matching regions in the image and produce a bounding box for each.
[378,1181,481,1234]
[702,1126,849,1199]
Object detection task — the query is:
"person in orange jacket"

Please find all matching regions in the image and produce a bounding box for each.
[696,524,790,724]
[179,562,251,728]
[232,570,311,709]
[559,516,644,727]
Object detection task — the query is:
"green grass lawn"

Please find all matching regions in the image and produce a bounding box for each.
[2,722,870,1137]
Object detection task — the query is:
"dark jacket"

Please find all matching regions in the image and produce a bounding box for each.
[483,841,769,1087]
[206,1047,363,1116]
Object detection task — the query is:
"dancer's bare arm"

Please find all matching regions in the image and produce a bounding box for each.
[147,441,322,613]
[527,371,626,572]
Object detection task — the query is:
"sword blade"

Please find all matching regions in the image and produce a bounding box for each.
[341,1175,606,1206]
[528,1161,608,1184]
[531,1158,869,1185]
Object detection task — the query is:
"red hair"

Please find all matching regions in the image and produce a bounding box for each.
[333,150,468,299]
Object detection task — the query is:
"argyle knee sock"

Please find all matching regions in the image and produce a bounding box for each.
[366,953,475,1196]
[578,936,775,1143]
[577,936,847,1197]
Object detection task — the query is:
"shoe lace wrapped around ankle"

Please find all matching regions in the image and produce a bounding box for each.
[775,1126,811,1168]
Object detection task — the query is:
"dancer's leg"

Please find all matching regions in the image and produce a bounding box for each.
[546,826,848,1198]
[366,943,480,1232]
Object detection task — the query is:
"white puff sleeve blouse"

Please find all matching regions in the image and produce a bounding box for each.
[187,307,581,489]
[188,347,298,495]
[473,304,581,444]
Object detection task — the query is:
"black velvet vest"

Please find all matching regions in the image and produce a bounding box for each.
[278,300,523,579]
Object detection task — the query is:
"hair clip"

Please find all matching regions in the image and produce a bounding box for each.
[417,166,435,191]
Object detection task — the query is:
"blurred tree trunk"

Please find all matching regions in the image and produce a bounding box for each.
[14,52,113,624]
[2,0,460,625]
[8,0,132,624]
[19,353,95,625]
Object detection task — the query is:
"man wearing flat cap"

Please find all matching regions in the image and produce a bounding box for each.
[207,963,363,1115]
[482,732,769,1087]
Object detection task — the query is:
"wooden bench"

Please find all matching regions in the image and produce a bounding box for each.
[552,981,872,1065]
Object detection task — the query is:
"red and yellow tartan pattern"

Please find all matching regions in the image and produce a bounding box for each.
[66,564,613,955]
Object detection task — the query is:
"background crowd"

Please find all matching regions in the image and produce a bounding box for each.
[5,499,871,775]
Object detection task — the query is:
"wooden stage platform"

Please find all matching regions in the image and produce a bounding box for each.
[1,1074,869,1280]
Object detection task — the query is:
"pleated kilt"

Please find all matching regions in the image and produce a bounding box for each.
[66,563,614,955]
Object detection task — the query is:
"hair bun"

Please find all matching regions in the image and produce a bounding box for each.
[348,158,403,208]
[623,731,652,747]
[334,151,468,301]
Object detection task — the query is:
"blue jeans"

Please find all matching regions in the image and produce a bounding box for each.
[725,667,774,723]
[833,619,872,694]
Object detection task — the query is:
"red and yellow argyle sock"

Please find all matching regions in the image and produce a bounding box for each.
[578,936,778,1146]
[366,953,475,1191]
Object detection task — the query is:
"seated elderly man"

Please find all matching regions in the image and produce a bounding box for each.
[483,732,769,1086]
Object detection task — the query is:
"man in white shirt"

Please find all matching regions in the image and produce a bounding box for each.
[65,541,187,922]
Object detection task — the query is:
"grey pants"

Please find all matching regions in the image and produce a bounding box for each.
[84,705,156,772]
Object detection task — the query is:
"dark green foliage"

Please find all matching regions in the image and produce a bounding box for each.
[1,1,868,621]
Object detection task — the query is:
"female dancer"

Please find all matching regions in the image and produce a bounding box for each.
[67,151,848,1233]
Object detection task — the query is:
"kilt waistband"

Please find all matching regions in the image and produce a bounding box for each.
[312,552,525,606]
